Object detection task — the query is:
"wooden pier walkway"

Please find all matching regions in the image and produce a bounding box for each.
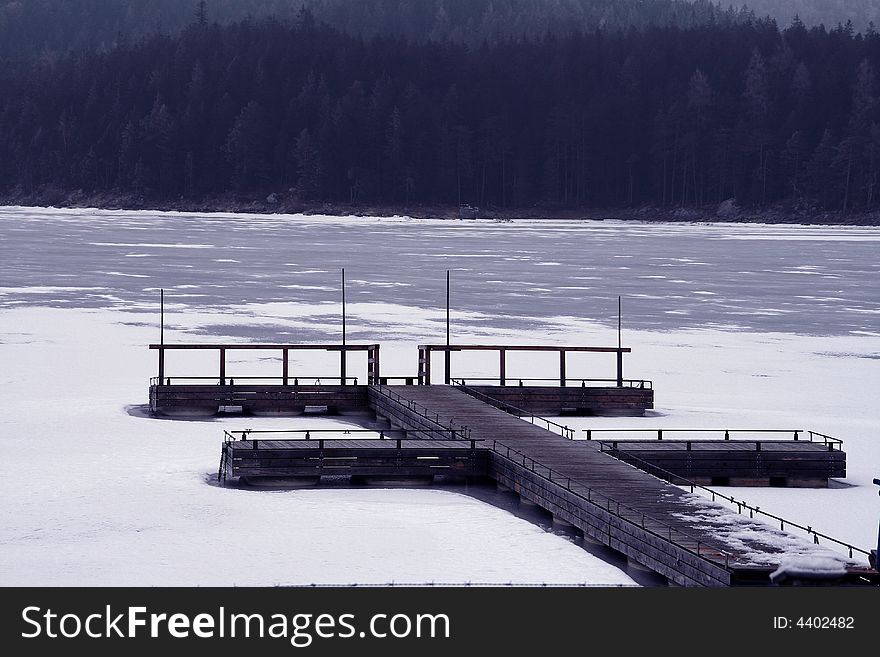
[365,384,873,586]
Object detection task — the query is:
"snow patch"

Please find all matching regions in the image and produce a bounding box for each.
[770,556,848,583]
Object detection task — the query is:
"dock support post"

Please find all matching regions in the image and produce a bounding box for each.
[552,514,575,531]
[282,348,288,386]
[219,348,226,385]
[559,350,566,387]
[500,349,506,386]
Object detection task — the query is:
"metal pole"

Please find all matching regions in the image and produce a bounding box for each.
[617,295,623,387]
[159,288,165,382]
[446,270,450,345]
[617,295,621,351]
[342,268,346,346]
[341,268,347,385]
[445,270,451,384]
[874,478,880,570]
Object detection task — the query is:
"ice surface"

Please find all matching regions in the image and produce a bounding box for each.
[0,306,638,586]
[2,207,879,336]
[1,206,878,584]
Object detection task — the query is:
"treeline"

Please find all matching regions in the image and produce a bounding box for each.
[0,0,768,60]
[2,15,880,212]
[747,1,880,32]
[3,1,878,63]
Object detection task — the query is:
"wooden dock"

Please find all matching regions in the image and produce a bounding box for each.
[223,438,487,480]
[461,384,652,416]
[218,384,873,586]
[364,384,872,586]
[152,381,652,417]
[151,383,369,416]
[596,440,845,487]
[150,340,875,585]
[148,341,654,417]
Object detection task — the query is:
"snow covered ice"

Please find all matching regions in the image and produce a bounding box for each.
[1,206,878,585]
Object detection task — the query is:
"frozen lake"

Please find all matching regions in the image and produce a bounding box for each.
[2,206,879,337]
[1,206,878,585]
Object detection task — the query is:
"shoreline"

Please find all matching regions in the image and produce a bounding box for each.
[3,192,880,226]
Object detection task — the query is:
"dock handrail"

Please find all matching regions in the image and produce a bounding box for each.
[223,428,477,444]
[582,428,844,451]
[489,439,732,577]
[447,377,652,388]
[150,342,381,385]
[151,375,360,385]
[419,343,632,385]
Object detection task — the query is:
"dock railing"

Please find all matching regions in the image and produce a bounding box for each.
[223,427,477,445]
[151,375,360,386]
[419,344,632,386]
[149,342,381,385]
[582,428,844,451]
[448,377,652,388]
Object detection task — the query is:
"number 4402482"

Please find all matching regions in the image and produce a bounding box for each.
[797,617,854,629]
[774,617,854,629]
